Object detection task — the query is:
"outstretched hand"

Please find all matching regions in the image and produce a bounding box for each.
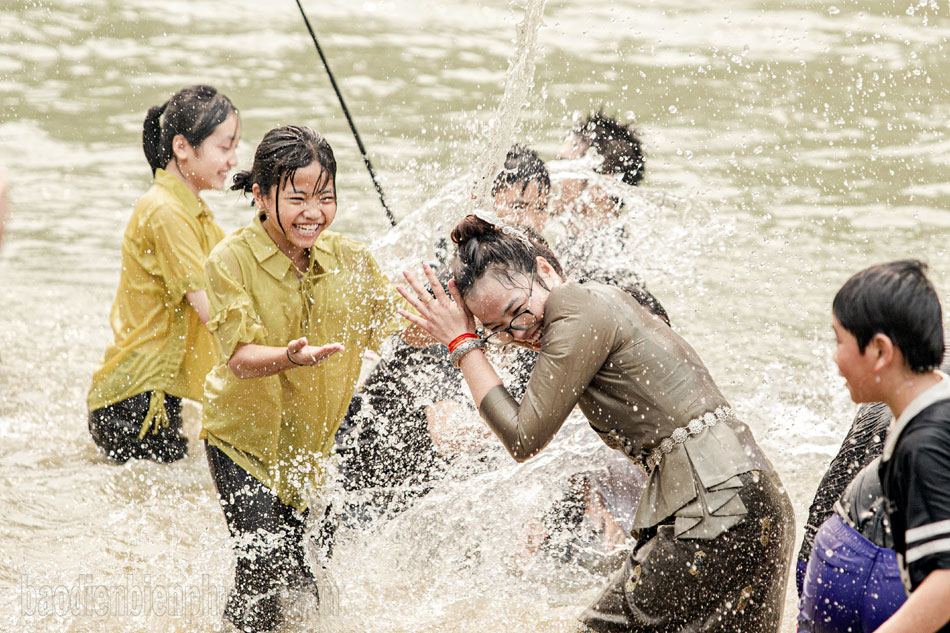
[397,263,477,347]
[286,337,344,367]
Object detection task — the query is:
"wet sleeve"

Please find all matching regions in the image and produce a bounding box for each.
[478,286,617,462]
[148,205,210,302]
[363,253,410,353]
[204,248,267,359]
[901,428,950,582]
[504,347,539,401]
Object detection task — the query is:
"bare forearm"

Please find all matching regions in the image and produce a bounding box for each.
[185,289,211,325]
[227,338,343,379]
[425,399,494,456]
[457,348,503,407]
[401,322,434,348]
[227,343,296,378]
[875,569,950,633]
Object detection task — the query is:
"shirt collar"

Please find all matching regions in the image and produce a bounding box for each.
[153,168,212,219]
[882,370,950,461]
[245,216,340,281]
[311,235,339,275]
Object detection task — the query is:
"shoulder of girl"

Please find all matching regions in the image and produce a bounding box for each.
[207,230,247,263]
[135,188,188,222]
[550,280,588,303]
[327,230,367,249]
[320,231,374,260]
[549,282,612,319]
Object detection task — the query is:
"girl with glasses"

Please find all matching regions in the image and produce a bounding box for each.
[398,214,795,633]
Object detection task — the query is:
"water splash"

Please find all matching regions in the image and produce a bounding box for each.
[371,0,548,273]
[469,0,549,210]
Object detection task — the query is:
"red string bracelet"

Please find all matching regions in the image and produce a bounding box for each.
[448,332,478,352]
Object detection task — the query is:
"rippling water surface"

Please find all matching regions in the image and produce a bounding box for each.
[2,0,950,631]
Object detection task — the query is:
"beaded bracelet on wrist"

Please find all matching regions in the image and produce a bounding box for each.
[448,332,478,353]
[450,338,485,368]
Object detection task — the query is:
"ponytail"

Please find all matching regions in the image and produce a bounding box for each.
[142,102,170,175]
[231,170,254,194]
[140,85,237,176]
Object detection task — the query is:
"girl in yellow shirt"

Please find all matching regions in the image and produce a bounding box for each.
[201,125,407,632]
[87,85,240,464]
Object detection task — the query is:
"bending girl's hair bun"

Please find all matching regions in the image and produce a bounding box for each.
[449,213,563,296]
[450,214,498,247]
[231,170,254,194]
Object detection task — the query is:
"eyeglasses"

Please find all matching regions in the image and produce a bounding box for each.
[481,269,538,346]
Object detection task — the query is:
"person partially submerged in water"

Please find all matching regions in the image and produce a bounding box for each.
[398,214,795,632]
[87,85,240,464]
[334,146,552,519]
[335,139,666,524]
[553,110,645,231]
[201,125,421,632]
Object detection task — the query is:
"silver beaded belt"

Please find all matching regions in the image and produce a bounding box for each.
[644,406,734,472]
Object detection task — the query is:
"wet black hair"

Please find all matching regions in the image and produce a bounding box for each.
[451,216,672,325]
[450,214,563,297]
[833,259,944,373]
[490,144,551,197]
[142,84,238,175]
[231,125,337,235]
[571,111,645,186]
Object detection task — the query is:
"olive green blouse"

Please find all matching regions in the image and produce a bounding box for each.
[201,218,406,511]
[88,169,224,436]
[479,281,776,539]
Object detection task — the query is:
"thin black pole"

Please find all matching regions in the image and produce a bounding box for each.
[294,0,397,226]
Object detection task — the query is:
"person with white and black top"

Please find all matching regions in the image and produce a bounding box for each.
[797,449,906,632]
[830,259,950,633]
[880,383,950,580]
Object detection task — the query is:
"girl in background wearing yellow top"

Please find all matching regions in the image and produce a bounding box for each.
[87,85,240,464]
[201,125,409,632]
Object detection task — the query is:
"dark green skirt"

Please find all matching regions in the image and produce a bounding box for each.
[581,471,794,633]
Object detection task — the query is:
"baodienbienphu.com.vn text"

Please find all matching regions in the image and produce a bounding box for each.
[19,573,339,618]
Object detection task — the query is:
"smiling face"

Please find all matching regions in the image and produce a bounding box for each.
[466,271,546,350]
[256,161,337,258]
[178,112,241,192]
[465,259,562,351]
[832,316,881,403]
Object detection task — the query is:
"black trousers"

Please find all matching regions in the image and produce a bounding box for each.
[205,443,333,633]
[88,391,186,463]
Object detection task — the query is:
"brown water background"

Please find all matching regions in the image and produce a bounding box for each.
[2,0,950,630]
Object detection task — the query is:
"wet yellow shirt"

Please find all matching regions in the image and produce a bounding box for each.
[201,217,406,511]
[87,169,224,423]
